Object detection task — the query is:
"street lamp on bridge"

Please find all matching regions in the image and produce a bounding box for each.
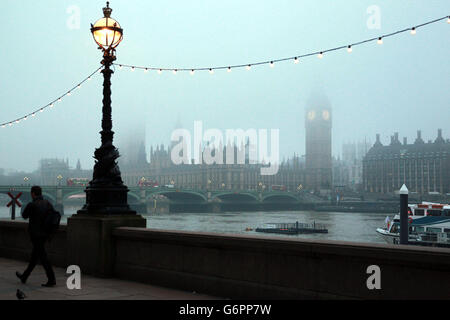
[57,174,63,186]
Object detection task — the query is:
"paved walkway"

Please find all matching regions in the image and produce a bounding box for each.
[0,258,219,300]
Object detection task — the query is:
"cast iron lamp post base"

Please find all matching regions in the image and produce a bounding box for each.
[77,51,135,216]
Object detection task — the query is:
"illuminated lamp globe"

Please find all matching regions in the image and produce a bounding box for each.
[91,2,123,52]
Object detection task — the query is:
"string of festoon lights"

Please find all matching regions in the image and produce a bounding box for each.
[114,15,450,74]
[0,66,102,128]
[1,15,449,128]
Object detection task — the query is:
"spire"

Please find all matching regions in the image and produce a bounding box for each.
[137,141,147,164]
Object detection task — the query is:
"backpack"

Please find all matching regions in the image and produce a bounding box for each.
[43,204,61,236]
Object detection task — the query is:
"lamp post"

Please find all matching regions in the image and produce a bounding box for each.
[57,174,63,186]
[66,3,144,277]
[24,177,29,186]
[78,2,134,215]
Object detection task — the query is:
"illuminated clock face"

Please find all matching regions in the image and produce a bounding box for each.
[322,110,330,120]
[307,110,316,121]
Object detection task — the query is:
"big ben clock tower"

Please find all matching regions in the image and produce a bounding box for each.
[305,96,332,193]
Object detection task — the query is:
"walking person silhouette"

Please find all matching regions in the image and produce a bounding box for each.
[16,186,56,287]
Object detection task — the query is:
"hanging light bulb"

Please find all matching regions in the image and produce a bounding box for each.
[246,65,251,70]
[50,103,54,108]
[157,69,162,74]
[32,113,36,117]
[24,116,27,121]
[9,123,12,126]
[209,68,214,74]
[15,120,20,124]
[447,16,450,24]
[1,124,5,128]
[67,91,71,96]
[119,65,123,69]
[77,84,81,89]
[58,98,62,102]
[190,69,195,75]
[173,69,177,75]
[294,57,299,64]
[410,27,416,35]
[270,61,274,68]
[347,45,352,53]
[40,108,44,113]
[377,37,383,45]
[144,68,148,73]
[227,67,232,73]
[131,67,135,72]
[88,77,92,81]
[318,52,323,59]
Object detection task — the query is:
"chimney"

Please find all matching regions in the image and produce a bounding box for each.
[414,130,424,144]
[435,129,445,144]
[374,134,382,147]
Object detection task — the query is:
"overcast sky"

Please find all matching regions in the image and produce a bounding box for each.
[0,0,449,172]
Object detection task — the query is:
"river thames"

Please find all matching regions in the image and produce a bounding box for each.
[0,205,388,244]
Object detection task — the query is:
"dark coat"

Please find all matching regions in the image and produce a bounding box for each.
[21,196,54,238]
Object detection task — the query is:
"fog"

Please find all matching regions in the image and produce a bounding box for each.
[0,0,449,172]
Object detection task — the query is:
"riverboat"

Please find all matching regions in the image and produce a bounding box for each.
[376,202,450,245]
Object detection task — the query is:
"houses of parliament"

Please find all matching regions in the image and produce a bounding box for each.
[119,98,333,193]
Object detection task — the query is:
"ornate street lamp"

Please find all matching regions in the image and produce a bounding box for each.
[78,2,134,215]
[57,174,63,186]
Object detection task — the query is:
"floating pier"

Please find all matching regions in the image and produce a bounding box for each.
[255,221,328,235]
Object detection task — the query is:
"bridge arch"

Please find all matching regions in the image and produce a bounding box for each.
[212,192,259,203]
[262,193,299,203]
[147,190,207,203]
[63,190,86,201]
[127,192,141,203]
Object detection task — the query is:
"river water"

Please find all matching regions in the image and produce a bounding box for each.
[0,204,388,244]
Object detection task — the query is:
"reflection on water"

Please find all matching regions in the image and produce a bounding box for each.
[0,204,388,244]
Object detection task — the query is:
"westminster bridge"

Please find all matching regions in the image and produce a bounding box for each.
[0,185,324,214]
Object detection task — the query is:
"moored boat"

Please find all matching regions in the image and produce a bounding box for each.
[376,202,450,245]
